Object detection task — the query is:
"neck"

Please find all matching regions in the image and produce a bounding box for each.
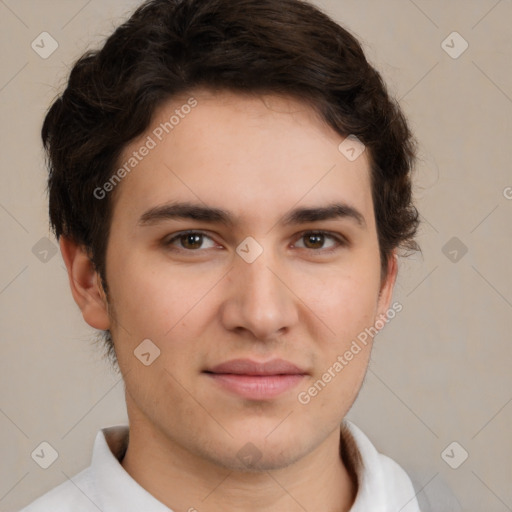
[120,418,357,512]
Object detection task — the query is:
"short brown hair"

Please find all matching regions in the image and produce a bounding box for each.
[42,0,420,366]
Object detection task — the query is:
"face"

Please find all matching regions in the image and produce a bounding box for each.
[84,90,396,471]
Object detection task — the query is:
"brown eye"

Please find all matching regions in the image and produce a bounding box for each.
[180,233,203,250]
[294,231,345,252]
[303,233,325,249]
[164,231,217,251]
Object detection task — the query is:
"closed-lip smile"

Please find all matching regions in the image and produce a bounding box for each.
[204,358,308,400]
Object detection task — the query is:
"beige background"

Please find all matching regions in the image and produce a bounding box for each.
[1,1,511,511]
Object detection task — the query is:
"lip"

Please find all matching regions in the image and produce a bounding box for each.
[207,358,307,375]
[204,358,308,400]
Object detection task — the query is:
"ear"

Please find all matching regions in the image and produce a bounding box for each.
[375,250,398,323]
[59,236,110,331]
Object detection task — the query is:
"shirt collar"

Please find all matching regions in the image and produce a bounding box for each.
[342,420,388,510]
[92,425,171,511]
[91,421,374,511]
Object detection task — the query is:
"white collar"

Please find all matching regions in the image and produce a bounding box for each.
[88,420,419,511]
[92,425,170,511]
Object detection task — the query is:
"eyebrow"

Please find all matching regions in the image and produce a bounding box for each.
[138,201,366,229]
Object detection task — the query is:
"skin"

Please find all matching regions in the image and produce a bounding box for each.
[61,90,398,512]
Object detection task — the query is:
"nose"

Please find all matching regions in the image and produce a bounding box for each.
[219,248,299,341]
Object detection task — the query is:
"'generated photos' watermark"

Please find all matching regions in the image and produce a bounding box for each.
[94,97,198,200]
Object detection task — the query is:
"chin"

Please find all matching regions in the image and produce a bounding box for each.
[198,430,311,473]
[213,447,303,473]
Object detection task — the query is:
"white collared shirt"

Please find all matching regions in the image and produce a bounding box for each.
[19,421,421,511]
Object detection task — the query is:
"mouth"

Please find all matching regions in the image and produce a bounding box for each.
[203,358,308,400]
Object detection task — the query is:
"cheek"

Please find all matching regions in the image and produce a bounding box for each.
[297,258,381,340]
[107,250,220,338]
[296,270,378,414]
[107,263,209,391]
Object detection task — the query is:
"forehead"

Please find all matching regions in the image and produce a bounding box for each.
[112,90,374,228]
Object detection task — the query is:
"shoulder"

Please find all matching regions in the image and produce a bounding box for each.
[376,453,421,509]
[18,426,130,512]
[18,467,98,512]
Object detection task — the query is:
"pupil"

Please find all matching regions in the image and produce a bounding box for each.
[184,234,202,249]
[306,234,323,248]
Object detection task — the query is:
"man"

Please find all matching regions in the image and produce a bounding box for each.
[21,0,421,510]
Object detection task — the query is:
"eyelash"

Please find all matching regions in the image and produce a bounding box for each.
[163,230,347,254]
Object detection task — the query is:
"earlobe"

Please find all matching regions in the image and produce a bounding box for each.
[59,236,111,331]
